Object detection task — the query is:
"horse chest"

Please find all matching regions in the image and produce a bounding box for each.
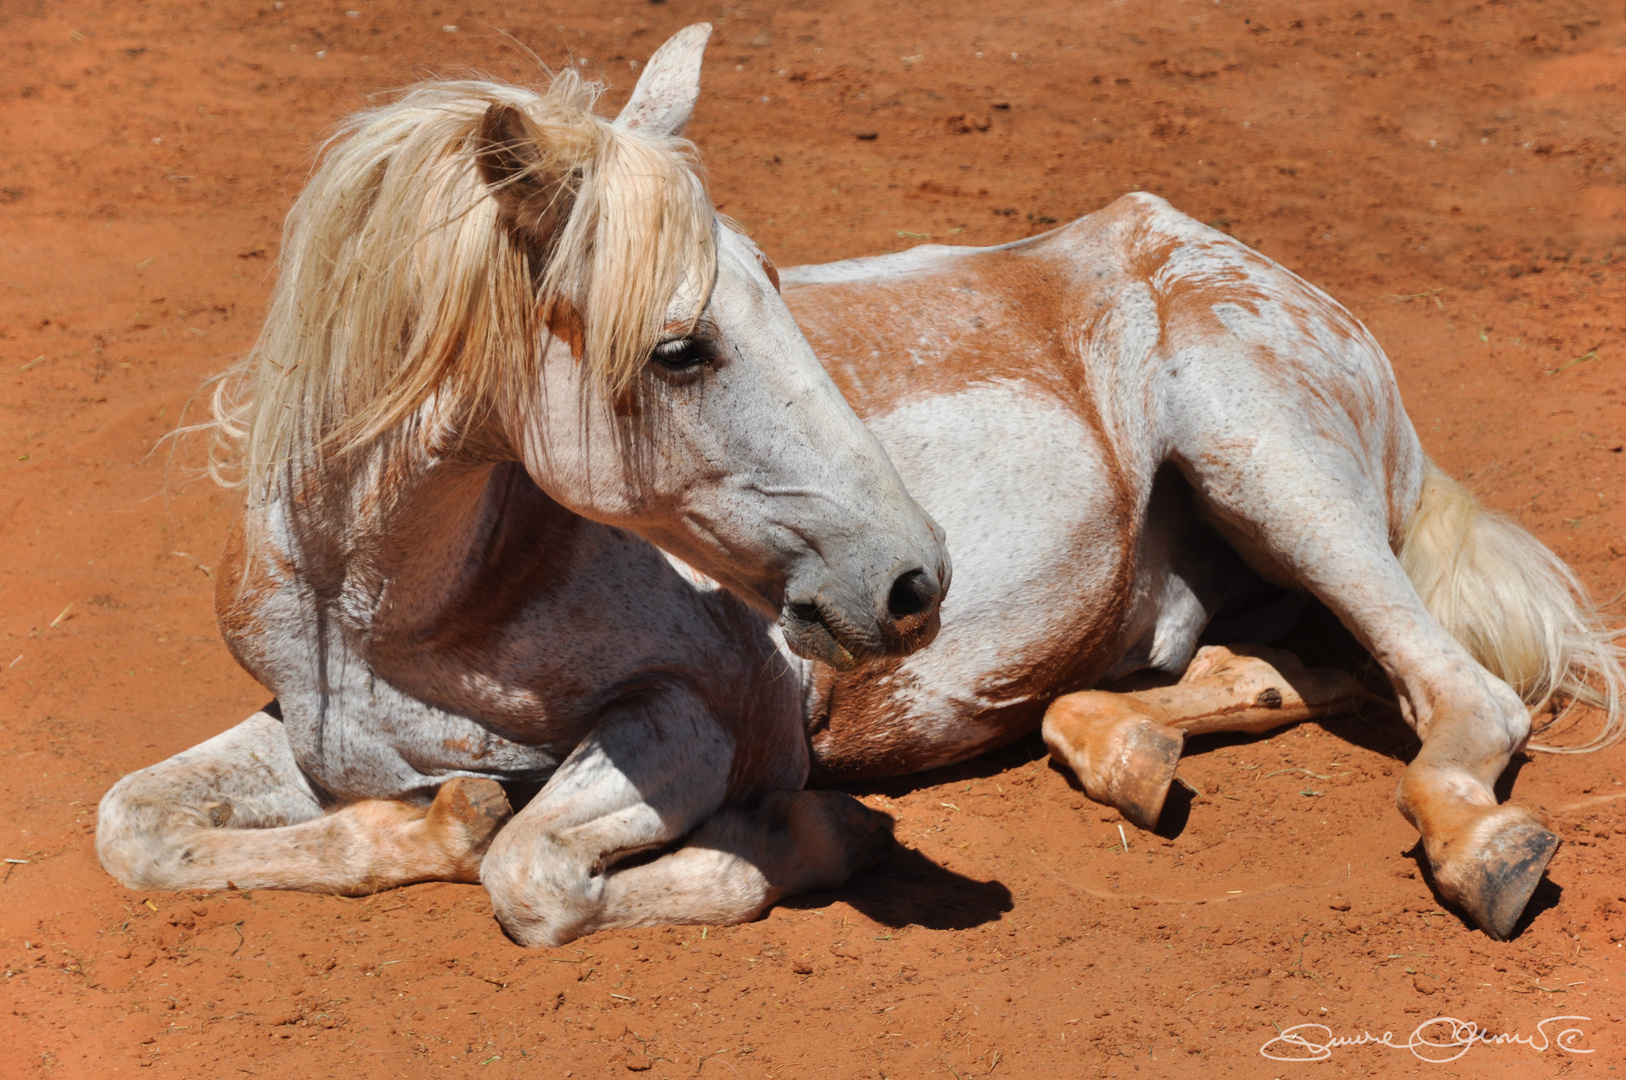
[220,511,799,800]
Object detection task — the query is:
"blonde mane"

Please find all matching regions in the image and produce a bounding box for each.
[211,69,717,495]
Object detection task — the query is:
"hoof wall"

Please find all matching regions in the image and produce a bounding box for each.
[432,777,514,857]
[1446,819,1560,941]
[811,790,896,871]
[1108,721,1186,831]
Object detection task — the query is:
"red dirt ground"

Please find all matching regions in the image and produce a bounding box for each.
[2,1,1625,1077]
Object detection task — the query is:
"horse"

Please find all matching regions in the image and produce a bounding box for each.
[96,24,950,949]
[99,24,1622,945]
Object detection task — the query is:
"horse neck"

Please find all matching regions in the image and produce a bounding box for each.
[265,435,580,640]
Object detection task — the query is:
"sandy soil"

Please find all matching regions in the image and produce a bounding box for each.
[2,1,1625,1077]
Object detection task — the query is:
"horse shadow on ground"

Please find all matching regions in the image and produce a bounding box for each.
[782,844,1014,930]
[800,736,1058,930]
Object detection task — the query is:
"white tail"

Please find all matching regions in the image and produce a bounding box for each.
[1399,461,1624,752]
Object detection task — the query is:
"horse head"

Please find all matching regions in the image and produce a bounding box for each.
[473,25,949,667]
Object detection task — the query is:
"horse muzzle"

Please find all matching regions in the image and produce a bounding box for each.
[777,557,949,670]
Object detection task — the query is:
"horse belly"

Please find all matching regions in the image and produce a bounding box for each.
[810,383,1135,779]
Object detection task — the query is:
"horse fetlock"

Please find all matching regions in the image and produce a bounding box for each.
[1042,693,1185,831]
[1417,802,1558,940]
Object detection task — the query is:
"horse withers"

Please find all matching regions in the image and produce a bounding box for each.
[95,26,948,948]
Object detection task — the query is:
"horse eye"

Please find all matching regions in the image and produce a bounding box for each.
[651,337,705,371]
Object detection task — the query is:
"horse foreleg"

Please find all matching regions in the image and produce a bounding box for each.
[97,708,511,894]
[1043,644,1361,828]
[480,692,890,947]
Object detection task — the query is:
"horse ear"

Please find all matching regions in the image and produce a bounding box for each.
[613,23,712,136]
[475,103,567,237]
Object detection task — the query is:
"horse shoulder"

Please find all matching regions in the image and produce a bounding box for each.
[214,508,308,688]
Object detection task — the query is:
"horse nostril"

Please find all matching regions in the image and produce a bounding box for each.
[886,568,938,624]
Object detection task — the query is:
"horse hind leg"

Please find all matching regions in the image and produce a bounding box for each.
[1042,644,1362,828]
[1162,356,1559,937]
[97,707,512,894]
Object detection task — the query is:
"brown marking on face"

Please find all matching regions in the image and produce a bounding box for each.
[544,299,586,361]
[548,299,644,417]
[757,250,780,292]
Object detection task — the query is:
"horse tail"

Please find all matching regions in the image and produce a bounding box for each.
[1399,460,1624,752]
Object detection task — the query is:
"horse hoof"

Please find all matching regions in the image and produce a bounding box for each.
[775,790,896,876]
[1102,720,1185,831]
[429,778,514,860]
[1043,694,1185,831]
[848,801,898,871]
[1432,811,1560,941]
[813,790,897,871]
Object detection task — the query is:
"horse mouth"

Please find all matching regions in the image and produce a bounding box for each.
[778,598,939,671]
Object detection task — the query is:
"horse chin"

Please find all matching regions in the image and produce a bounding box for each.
[777,603,870,671]
[777,604,941,671]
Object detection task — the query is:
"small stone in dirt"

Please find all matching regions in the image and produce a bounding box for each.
[1412,975,1437,995]
[854,130,878,141]
[792,962,813,975]
[626,1057,653,1072]
[991,99,1010,109]
[1343,920,1363,933]
[1328,898,1351,911]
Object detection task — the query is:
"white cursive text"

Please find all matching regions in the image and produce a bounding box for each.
[1259,1015,1594,1063]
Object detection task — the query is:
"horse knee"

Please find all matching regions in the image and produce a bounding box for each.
[95,771,203,889]
[480,827,604,948]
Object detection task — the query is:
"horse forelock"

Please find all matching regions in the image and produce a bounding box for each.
[212,68,717,501]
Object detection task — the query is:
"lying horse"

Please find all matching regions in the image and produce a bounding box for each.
[99,25,1621,945]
